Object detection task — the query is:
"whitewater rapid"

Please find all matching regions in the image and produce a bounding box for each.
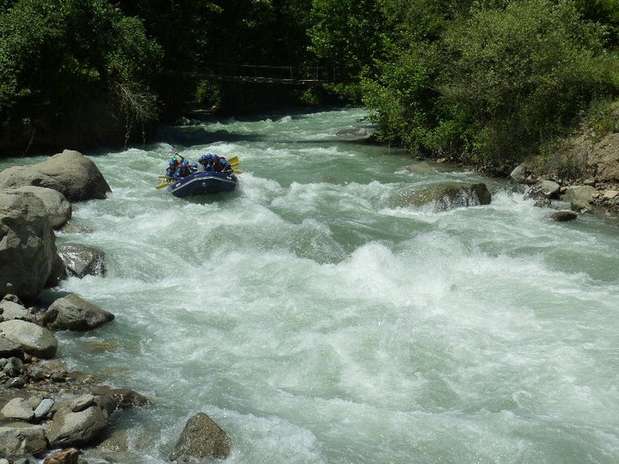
[6,109,618,463]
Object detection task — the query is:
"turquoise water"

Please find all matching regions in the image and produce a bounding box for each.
[3,109,618,463]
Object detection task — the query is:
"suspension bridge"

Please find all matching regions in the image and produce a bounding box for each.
[200,63,341,86]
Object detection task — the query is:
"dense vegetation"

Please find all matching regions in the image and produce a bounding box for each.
[1,0,617,168]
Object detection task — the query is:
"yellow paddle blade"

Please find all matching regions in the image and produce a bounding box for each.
[228,156,240,166]
[156,178,173,190]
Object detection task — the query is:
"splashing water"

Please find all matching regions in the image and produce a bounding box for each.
[4,109,619,463]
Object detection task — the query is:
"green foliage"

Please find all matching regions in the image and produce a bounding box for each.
[362,0,618,168]
[309,0,386,81]
[445,0,614,164]
[0,0,162,145]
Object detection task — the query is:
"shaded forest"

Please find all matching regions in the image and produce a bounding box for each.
[0,0,617,168]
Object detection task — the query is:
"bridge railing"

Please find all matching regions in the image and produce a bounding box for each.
[203,63,341,83]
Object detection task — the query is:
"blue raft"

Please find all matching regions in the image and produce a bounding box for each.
[167,171,238,198]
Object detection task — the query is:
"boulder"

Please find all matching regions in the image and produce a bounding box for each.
[57,244,105,278]
[7,186,71,229]
[0,337,22,358]
[510,163,537,184]
[46,404,108,448]
[0,149,111,202]
[549,210,578,222]
[0,190,63,301]
[43,449,80,464]
[170,413,232,462]
[0,320,58,358]
[404,182,492,212]
[48,294,114,331]
[0,422,47,456]
[562,185,597,210]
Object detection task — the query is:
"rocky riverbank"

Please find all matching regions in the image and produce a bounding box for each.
[0,150,230,463]
[508,112,619,219]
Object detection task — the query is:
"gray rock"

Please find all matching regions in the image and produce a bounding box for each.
[90,386,149,414]
[0,422,47,456]
[540,180,561,198]
[0,190,63,301]
[0,336,22,358]
[3,357,23,377]
[562,185,597,210]
[46,404,108,447]
[48,294,114,331]
[510,163,536,184]
[549,210,578,222]
[8,186,72,229]
[57,244,105,278]
[0,397,34,421]
[0,296,36,323]
[170,413,232,462]
[7,376,26,389]
[34,398,55,420]
[0,149,111,202]
[0,320,58,358]
[71,394,96,413]
[404,182,492,212]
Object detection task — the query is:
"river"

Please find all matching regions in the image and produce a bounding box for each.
[6,108,619,463]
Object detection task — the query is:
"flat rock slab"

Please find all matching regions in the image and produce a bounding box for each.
[48,294,114,331]
[0,397,35,421]
[0,320,58,358]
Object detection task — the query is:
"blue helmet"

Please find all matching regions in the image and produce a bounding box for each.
[181,160,189,167]
[168,158,176,167]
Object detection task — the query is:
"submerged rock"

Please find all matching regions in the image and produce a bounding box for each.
[549,210,578,222]
[404,182,492,212]
[57,244,105,278]
[0,320,58,359]
[0,190,63,301]
[0,149,111,202]
[171,413,232,462]
[48,294,114,331]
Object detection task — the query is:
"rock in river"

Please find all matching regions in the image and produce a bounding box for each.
[57,243,105,278]
[48,294,114,331]
[171,413,232,462]
[0,320,58,359]
[0,149,111,202]
[46,403,109,447]
[7,186,72,229]
[549,210,578,222]
[0,190,64,301]
[404,182,492,212]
